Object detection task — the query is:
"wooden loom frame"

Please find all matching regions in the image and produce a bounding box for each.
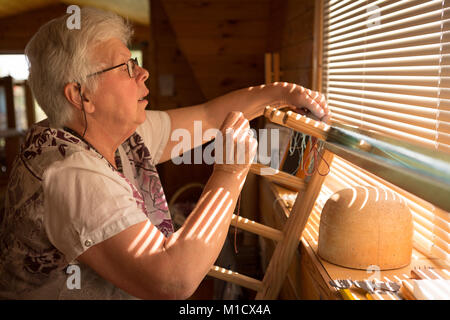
[207,106,334,299]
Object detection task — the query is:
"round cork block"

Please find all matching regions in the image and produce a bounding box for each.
[317,186,413,270]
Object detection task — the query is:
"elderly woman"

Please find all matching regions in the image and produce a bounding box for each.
[0,8,328,299]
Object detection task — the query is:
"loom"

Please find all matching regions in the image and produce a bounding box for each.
[261,106,450,213]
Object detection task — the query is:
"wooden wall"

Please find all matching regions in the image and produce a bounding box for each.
[150,0,274,203]
[159,0,271,101]
[267,0,316,89]
[149,0,210,204]
[0,4,151,54]
[0,4,66,53]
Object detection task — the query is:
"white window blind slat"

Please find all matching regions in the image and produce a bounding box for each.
[326,0,398,30]
[332,115,450,153]
[327,0,367,20]
[326,80,450,99]
[415,232,435,256]
[327,1,444,40]
[327,86,441,107]
[327,92,450,120]
[431,244,449,261]
[325,75,442,86]
[435,214,450,234]
[326,19,450,50]
[327,32,443,56]
[328,99,442,129]
[327,2,450,40]
[435,225,450,247]
[326,0,423,30]
[326,43,446,62]
[322,0,450,263]
[327,66,447,76]
[331,107,450,144]
[331,113,442,148]
[434,234,450,253]
[325,54,446,68]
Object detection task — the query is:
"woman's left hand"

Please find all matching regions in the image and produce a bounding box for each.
[266,82,330,123]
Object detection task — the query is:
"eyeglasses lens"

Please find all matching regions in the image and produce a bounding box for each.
[128,58,139,78]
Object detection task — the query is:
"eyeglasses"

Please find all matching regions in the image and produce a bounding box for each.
[88,57,139,78]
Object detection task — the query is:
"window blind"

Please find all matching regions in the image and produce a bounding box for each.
[321,0,449,263]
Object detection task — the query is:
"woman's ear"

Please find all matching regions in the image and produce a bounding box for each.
[64,82,84,110]
[64,82,92,111]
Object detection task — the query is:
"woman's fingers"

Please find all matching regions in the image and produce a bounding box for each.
[283,83,329,121]
[235,128,257,165]
[303,88,328,120]
[219,111,243,132]
[215,112,257,173]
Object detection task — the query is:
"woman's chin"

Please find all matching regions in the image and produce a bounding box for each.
[136,107,147,124]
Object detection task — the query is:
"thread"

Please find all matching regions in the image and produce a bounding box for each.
[288,131,308,175]
[234,194,242,254]
[303,137,330,176]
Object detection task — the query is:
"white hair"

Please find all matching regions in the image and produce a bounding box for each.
[25,7,133,128]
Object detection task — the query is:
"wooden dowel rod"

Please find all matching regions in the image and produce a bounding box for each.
[230,214,283,242]
[255,150,335,299]
[208,265,262,292]
[284,111,329,140]
[265,53,272,84]
[273,53,280,82]
[264,106,285,126]
[263,106,330,141]
[250,163,305,191]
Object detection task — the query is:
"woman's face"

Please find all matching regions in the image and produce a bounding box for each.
[87,37,149,139]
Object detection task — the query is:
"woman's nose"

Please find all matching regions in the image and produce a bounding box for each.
[136,65,149,82]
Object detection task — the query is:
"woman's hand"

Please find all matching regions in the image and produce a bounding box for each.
[160,82,330,165]
[265,82,330,123]
[213,112,258,176]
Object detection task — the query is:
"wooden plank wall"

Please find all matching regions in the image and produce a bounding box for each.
[150,0,274,203]
[0,4,67,53]
[268,0,315,88]
[149,0,212,204]
[0,4,151,54]
[149,0,206,110]
[160,0,271,101]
